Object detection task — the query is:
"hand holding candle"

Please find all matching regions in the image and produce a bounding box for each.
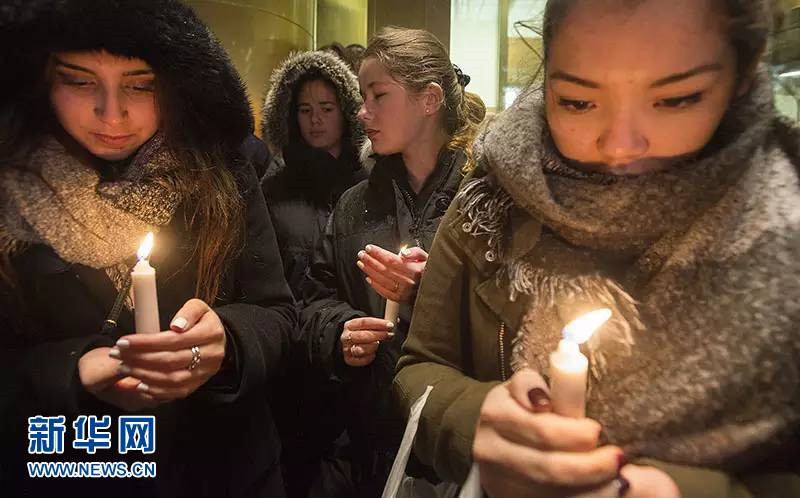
[131,232,160,334]
[549,308,612,418]
[356,244,428,327]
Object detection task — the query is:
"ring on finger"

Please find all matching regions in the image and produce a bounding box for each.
[350,344,360,357]
[393,281,400,292]
[187,345,201,371]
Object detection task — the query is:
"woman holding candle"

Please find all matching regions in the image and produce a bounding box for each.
[395,0,800,497]
[0,1,296,497]
[299,27,485,496]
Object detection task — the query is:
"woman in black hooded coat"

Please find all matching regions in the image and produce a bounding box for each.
[260,50,367,498]
[0,2,296,497]
[261,50,368,298]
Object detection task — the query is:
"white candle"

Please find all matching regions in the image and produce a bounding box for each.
[132,232,160,334]
[549,308,612,418]
[383,245,407,327]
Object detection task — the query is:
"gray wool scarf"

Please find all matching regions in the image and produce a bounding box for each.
[457,73,800,470]
[0,134,181,291]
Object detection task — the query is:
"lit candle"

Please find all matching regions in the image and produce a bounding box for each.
[549,308,612,418]
[131,232,160,334]
[383,245,407,328]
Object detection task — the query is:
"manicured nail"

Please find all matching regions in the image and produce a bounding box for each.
[115,339,130,349]
[401,248,412,257]
[386,321,395,329]
[365,245,374,252]
[356,261,365,270]
[387,332,396,339]
[117,364,131,375]
[108,348,121,359]
[617,453,628,473]
[366,277,373,285]
[615,476,630,497]
[137,383,150,392]
[527,388,551,412]
[358,251,366,259]
[171,317,188,331]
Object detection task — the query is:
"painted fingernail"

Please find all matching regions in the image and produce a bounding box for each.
[387,332,396,339]
[171,317,188,331]
[356,261,365,270]
[615,476,630,497]
[366,277,373,285]
[117,364,131,375]
[365,245,374,252]
[108,348,121,359]
[386,321,395,329]
[401,248,412,257]
[527,388,551,412]
[137,383,150,393]
[617,453,628,473]
[358,251,366,259]
[115,339,130,349]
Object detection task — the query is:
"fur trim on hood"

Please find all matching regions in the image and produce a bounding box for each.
[2,0,253,152]
[262,50,364,154]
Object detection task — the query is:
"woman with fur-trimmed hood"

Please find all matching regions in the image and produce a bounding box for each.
[395,1,800,497]
[261,50,368,298]
[0,1,296,497]
[259,50,367,498]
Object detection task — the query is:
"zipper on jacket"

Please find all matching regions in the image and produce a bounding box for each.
[398,184,423,248]
[499,322,508,381]
[396,153,457,250]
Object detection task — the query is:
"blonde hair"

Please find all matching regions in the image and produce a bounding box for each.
[364,27,486,169]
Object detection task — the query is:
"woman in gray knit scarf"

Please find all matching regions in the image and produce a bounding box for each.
[394,0,800,497]
[1,2,296,497]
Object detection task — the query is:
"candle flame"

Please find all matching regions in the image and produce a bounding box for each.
[137,232,154,261]
[562,308,612,344]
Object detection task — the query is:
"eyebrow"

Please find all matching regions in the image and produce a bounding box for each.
[650,63,722,87]
[53,57,154,77]
[298,101,336,106]
[549,63,723,90]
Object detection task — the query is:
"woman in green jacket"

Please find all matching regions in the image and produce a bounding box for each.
[395,0,800,496]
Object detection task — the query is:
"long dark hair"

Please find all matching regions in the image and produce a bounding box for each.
[0,52,243,304]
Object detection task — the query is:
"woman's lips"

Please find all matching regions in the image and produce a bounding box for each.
[91,133,134,147]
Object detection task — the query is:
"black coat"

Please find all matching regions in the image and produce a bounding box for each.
[299,149,465,495]
[0,161,296,498]
[263,144,368,298]
[262,144,367,498]
[258,49,367,498]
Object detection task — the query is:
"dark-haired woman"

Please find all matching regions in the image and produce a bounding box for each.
[0,1,296,497]
[260,50,367,498]
[395,0,800,497]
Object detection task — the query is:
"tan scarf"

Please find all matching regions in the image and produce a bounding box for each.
[458,73,800,470]
[0,134,182,291]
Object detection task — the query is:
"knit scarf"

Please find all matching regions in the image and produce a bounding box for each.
[0,134,182,292]
[457,72,800,470]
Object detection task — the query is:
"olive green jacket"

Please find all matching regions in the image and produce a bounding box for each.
[393,173,800,497]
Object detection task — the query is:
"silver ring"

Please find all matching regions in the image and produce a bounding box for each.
[188,345,201,371]
[349,344,359,357]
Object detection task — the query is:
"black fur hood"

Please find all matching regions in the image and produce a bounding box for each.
[2,0,253,152]
[261,50,364,154]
